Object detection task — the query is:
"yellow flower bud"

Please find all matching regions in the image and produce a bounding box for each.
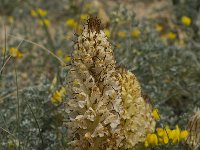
[181,16,191,26]
[80,14,90,20]
[152,108,160,121]
[157,128,164,136]
[167,32,176,40]
[66,18,77,28]
[117,31,126,38]
[37,8,47,17]
[31,9,37,17]
[104,29,110,38]
[9,47,23,59]
[180,130,188,140]
[38,19,50,27]
[64,55,71,63]
[131,28,140,38]
[155,24,163,32]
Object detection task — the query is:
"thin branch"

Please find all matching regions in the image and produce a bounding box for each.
[14,62,21,150]
[25,101,45,150]
[0,126,17,139]
[8,34,66,65]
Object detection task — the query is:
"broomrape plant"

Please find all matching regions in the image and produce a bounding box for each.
[65,17,155,150]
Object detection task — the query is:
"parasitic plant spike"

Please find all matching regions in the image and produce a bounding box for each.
[65,17,155,150]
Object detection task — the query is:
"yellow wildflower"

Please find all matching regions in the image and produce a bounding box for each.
[66,18,82,33]
[146,133,158,147]
[56,49,71,63]
[64,55,71,63]
[155,24,163,32]
[144,140,149,147]
[104,29,110,38]
[9,47,23,59]
[157,128,164,137]
[56,49,63,57]
[51,91,62,104]
[151,134,159,146]
[80,14,89,20]
[31,9,37,17]
[51,87,66,104]
[31,8,47,17]
[163,134,169,144]
[181,16,191,26]
[171,125,181,144]
[152,108,160,121]
[117,31,126,38]
[66,18,78,28]
[38,19,50,27]
[180,130,188,140]
[147,125,188,147]
[37,8,47,17]
[166,32,176,40]
[131,28,141,38]
[165,126,175,140]
[156,128,169,144]
[165,125,171,133]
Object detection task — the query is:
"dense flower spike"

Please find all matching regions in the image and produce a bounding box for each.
[185,109,200,150]
[65,18,155,150]
[116,68,155,149]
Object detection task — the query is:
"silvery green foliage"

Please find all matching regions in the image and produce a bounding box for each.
[115,24,200,118]
[0,83,67,150]
[0,0,22,15]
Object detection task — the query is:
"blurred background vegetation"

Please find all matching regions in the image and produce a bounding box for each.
[0,0,199,149]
